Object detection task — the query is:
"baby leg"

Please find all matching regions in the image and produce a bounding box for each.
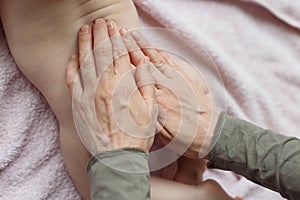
[151,177,236,200]
[67,20,236,200]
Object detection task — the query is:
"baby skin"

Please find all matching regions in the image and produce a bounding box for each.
[0,0,238,199]
[65,17,241,200]
[0,0,139,199]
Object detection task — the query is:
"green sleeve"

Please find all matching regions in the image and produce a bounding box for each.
[208,112,300,200]
[87,148,150,200]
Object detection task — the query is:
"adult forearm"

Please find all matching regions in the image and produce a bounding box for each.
[208,113,300,200]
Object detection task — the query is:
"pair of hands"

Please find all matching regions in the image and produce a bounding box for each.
[66,18,219,169]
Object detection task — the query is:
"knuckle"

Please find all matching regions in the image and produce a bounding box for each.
[114,56,130,69]
[137,37,149,48]
[153,56,165,66]
[94,42,112,56]
[81,58,93,68]
[113,46,128,59]
[147,64,156,74]
[79,35,91,43]
[122,37,137,50]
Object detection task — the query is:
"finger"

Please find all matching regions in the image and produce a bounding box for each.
[138,58,168,89]
[157,51,188,78]
[157,50,176,68]
[131,30,166,66]
[135,57,156,106]
[66,55,82,98]
[131,30,177,79]
[159,50,210,95]
[107,20,131,75]
[93,18,113,76]
[120,28,145,66]
[78,25,97,90]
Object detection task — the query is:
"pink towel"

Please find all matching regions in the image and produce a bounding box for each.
[1,0,299,199]
[134,0,300,199]
[0,26,80,199]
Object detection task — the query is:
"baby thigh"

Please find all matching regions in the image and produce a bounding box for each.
[60,124,92,200]
[151,177,234,200]
[60,124,204,200]
[46,88,222,200]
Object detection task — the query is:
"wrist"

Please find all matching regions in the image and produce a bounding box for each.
[199,110,226,160]
[88,148,149,173]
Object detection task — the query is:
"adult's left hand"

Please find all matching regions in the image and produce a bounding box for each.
[65,19,158,155]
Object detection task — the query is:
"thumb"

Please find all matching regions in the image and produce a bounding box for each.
[66,55,82,98]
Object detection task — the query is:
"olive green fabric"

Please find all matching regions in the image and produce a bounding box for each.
[208,113,300,200]
[87,113,300,200]
[87,148,150,200]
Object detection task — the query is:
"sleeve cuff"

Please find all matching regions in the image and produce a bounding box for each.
[87,148,149,173]
[208,111,227,162]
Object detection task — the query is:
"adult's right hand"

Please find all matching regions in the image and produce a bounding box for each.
[120,29,221,159]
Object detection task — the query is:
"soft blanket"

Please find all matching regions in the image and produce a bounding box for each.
[1,0,299,199]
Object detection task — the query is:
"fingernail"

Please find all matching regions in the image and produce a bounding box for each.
[120,28,129,38]
[131,30,142,40]
[107,20,114,30]
[80,25,89,34]
[95,18,105,24]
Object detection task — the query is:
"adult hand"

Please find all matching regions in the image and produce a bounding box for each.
[65,19,158,155]
[120,28,221,159]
